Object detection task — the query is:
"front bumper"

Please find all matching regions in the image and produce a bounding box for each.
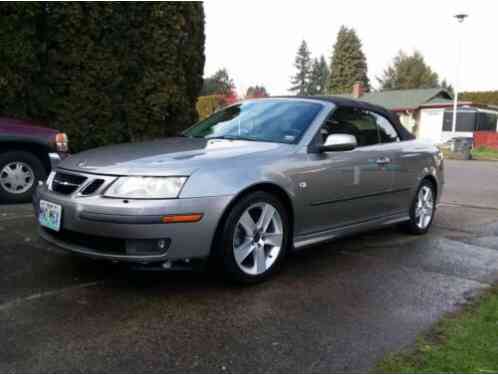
[33,184,233,263]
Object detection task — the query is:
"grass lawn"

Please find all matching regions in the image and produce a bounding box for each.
[439,146,498,161]
[472,146,498,160]
[376,286,498,373]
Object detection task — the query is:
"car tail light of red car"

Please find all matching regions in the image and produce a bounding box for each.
[55,133,69,152]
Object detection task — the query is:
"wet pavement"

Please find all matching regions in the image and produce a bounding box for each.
[1,160,498,373]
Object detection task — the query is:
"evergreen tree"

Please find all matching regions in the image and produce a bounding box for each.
[289,40,312,96]
[0,3,46,119]
[308,55,329,95]
[327,26,370,94]
[318,56,330,94]
[377,50,439,90]
[0,3,205,151]
[440,79,454,96]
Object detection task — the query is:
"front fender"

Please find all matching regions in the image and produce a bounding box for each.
[180,163,297,201]
[414,150,444,203]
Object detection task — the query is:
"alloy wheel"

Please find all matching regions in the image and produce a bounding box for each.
[232,202,284,276]
[0,162,35,194]
[415,185,434,229]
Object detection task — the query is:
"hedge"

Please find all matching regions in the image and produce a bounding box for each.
[0,3,205,152]
[460,91,498,107]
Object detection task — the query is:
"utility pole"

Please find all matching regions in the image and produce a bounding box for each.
[451,13,469,133]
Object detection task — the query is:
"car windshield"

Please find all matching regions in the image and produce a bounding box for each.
[183,100,323,144]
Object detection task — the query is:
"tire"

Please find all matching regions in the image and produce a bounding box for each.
[400,179,436,235]
[215,191,291,284]
[0,151,47,204]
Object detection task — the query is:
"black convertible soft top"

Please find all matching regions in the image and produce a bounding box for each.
[274,95,415,141]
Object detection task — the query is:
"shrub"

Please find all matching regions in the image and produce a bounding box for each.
[196,95,224,120]
[460,91,498,106]
[0,3,205,151]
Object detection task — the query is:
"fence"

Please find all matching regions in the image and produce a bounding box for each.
[474,131,498,149]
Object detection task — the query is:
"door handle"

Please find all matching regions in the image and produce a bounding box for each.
[376,156,391,165]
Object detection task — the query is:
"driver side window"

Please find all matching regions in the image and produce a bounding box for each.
[322,107,379,147]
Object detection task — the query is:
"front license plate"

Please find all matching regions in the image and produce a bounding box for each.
[38,200,62,232]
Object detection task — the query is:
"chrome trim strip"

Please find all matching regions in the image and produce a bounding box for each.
[52,179,80,187]
[310,188,411,207]
[50,170,117,197]
[48,153,62,169]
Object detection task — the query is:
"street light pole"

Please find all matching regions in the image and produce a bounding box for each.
[451,13,468,134]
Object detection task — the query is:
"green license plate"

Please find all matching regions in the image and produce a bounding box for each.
[38,200,62,232]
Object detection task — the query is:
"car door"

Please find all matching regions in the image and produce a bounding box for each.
[370,110,412,214]
[297,106,395,234]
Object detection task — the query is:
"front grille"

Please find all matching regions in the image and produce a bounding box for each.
[51,172,87,195]
[80,179,105,195]
[43,227,126,255]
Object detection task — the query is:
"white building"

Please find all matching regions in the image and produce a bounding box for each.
[350,84,498,144]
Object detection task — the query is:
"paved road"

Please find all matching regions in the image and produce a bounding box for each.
[442,159,498,209]
[1,160,498,373]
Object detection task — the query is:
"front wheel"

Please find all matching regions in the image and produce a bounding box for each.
[401,179,436,235]
[0,151,46,204]
[216,191,290,284]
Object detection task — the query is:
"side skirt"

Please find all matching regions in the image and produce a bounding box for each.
[292,213,410,250]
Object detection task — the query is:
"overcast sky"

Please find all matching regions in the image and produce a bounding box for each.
[203,0,496,96]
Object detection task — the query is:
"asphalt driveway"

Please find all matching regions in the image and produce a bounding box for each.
[1,160,498,373]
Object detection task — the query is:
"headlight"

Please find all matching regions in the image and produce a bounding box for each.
[104,177,187,199]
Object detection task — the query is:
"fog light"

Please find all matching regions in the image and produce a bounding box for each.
[126,238,170,254]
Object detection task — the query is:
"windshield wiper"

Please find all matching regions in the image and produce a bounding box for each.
[176,133,204,138]
[207,135,263,142]
[206,136,237,140]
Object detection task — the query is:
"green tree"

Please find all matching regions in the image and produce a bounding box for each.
[377,50,440,90]
[460,91,498,106]
[246,85,269,98]
[0,3,205,151]
[0,3,46,119]
[201,68,235,96]
[327,26,370,94]
[308,55,329,95]
[289,40,312,96]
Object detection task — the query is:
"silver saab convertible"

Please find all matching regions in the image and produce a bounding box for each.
[34,97,444,283]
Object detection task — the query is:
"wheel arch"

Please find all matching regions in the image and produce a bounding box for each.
[209,182,295,257]
[421,174,438,200]
[0,141,51,174]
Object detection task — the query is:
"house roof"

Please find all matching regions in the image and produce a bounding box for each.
[345,88,454,111]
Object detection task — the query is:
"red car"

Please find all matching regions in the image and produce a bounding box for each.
[0,117,69,203]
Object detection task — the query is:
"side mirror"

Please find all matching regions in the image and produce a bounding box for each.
[319,134,357,152]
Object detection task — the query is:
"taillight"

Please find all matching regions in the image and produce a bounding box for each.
[55,133,69,152]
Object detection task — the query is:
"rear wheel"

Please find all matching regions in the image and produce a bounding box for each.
[216,191,290,284]
[401,179,436,235]
[0,151,46,204]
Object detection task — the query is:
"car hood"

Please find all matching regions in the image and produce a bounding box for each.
[59,137,291,176]
[0,117,58,141]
